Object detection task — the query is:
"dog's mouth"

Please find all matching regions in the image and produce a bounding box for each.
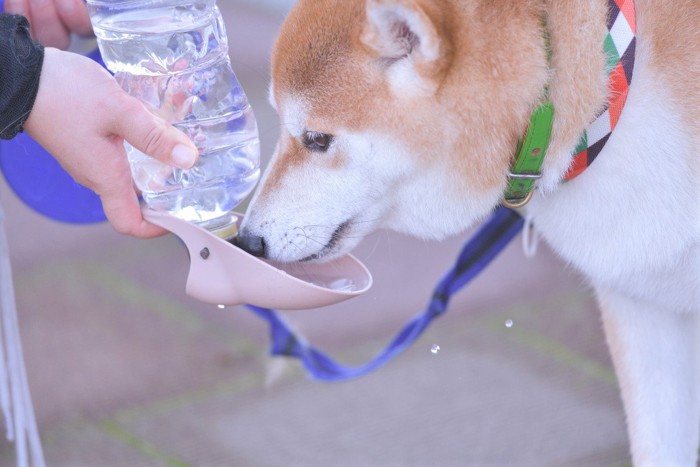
[301,220,351,262]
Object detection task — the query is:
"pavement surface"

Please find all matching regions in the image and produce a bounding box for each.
[0,2,631,466]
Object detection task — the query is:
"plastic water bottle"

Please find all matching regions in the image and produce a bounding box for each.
[86,0,260,234]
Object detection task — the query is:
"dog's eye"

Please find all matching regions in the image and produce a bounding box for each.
[303,131,333,152]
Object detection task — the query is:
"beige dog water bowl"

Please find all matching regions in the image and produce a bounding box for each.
[143,209,372,310]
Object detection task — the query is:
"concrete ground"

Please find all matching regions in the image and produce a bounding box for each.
[0,2,630,466]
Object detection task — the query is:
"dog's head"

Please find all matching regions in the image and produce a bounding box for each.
[238,0,547,262]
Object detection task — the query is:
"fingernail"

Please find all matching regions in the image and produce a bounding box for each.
[58,0,75,12]
[171,144,198,168]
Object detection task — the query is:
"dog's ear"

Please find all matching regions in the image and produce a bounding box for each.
[361,0,448,91]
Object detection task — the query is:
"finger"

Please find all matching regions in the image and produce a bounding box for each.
[99,188,168,239]
[84,141,165,239]
[28,0,70,49]
[55,0,93,37]
[113,96,199,169]
[4,0,30,17]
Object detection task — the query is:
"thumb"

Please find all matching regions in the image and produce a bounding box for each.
[112,96,199,169]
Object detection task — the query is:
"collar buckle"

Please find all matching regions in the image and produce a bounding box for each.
[507,171,542,181]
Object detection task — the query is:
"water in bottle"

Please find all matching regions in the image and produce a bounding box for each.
[87,0,260,232]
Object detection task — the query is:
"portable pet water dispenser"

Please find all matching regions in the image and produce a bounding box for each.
[0,5,372,310]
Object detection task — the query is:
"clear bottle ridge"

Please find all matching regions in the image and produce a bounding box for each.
[87,0,260,230]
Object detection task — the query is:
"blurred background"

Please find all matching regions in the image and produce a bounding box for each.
[0,1,630,465]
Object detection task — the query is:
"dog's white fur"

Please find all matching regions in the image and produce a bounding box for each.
[241,0,700,464]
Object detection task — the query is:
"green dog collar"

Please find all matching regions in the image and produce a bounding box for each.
[502,102,554,209]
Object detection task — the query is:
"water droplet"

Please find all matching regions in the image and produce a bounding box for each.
[217,304,225,309]
[431,344,441,354]
[505,319,514,328]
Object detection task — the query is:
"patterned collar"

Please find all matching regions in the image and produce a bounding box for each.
[564,0,637,179]
[503,0,637,207]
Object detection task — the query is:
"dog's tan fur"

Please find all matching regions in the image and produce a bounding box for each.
[243,1,700,462]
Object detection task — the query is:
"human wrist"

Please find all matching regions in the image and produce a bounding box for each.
[0,14,45,140]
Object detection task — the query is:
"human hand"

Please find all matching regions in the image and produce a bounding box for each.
[4,0,93,50]
[23,48,199,238]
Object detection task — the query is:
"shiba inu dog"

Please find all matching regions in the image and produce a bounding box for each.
[237,0,700,464]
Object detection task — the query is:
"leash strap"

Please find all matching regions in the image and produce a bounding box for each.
[246,207,524,382]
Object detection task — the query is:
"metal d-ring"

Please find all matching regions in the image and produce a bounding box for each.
[502,190,534,209]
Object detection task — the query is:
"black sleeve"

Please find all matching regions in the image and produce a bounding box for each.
[0,14,44,140]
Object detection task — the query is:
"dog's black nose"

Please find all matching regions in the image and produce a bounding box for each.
[232,233,266,258]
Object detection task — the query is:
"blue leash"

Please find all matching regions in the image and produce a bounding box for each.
[246,206,524,382]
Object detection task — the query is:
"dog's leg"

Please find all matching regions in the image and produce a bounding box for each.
[597,287,700,466]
